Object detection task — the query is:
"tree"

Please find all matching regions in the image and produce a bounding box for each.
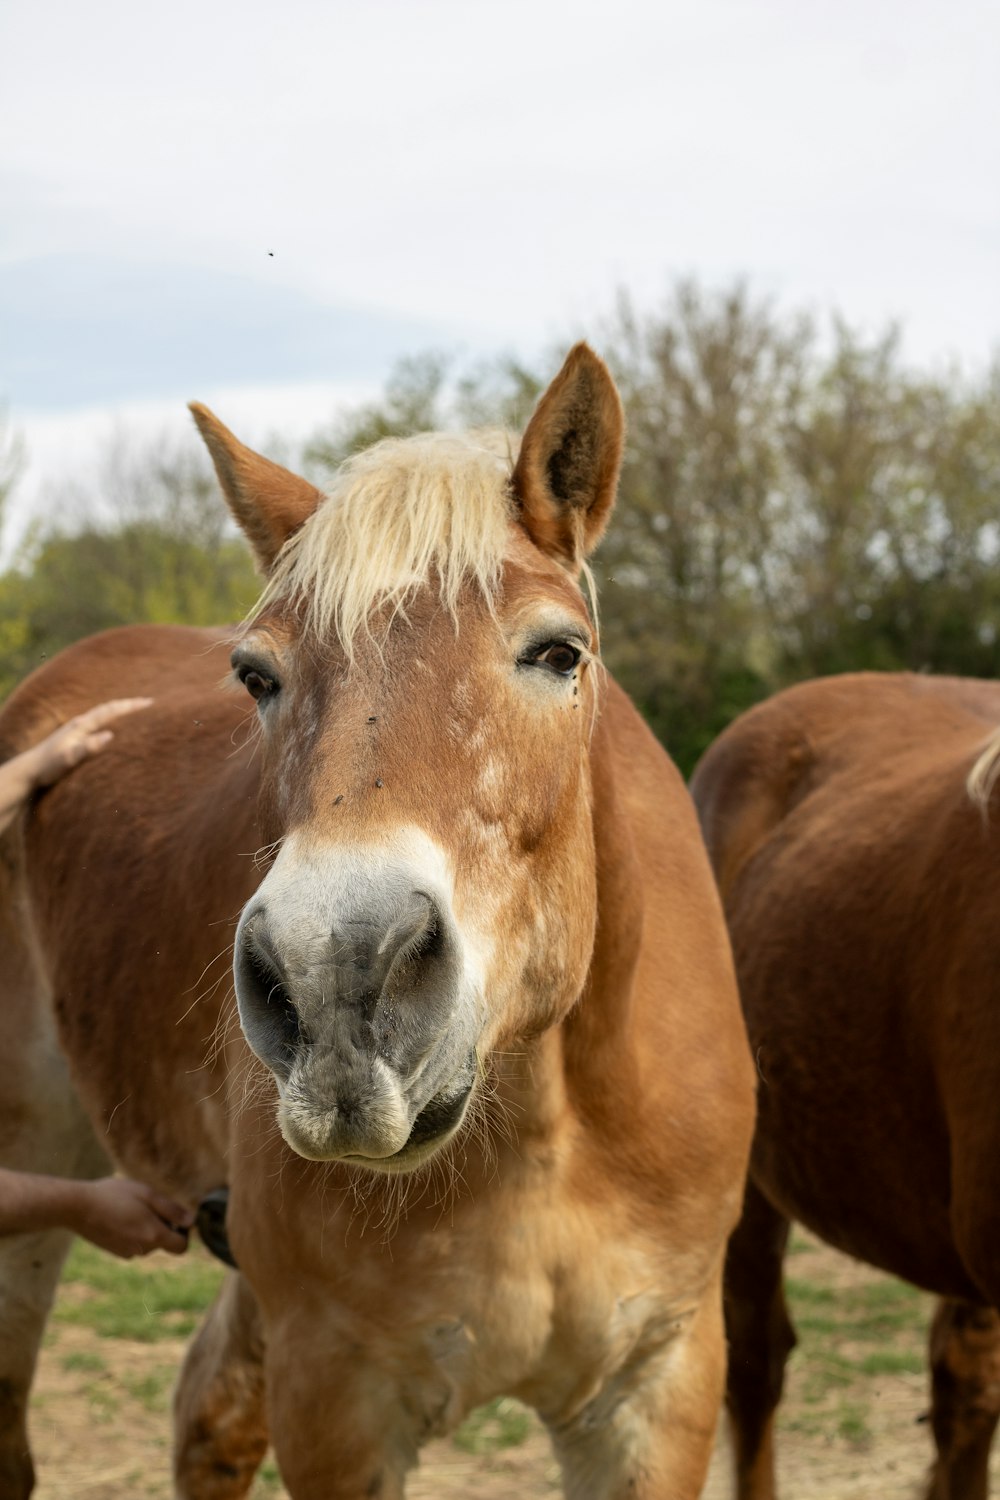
[0,404,25,542]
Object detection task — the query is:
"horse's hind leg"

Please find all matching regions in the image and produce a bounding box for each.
[926,1297,1000,1500]
[173,1271,269,1500]
[723,1178,796,1500]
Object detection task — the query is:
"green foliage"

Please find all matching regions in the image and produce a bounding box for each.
[0,404,25,533]
[303,350,542,482]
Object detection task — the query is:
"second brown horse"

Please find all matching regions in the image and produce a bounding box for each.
[693,671,1000,1500]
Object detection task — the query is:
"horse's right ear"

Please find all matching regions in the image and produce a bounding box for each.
[189,403,322,571]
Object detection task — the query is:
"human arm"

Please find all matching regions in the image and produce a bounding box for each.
[0,697,153,834]
[0,1168,193,1258]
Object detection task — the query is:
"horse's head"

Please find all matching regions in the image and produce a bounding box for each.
[193,345,623,1172]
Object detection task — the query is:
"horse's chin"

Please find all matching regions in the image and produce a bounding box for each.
[276,1062,477,1174]
[343,1090,474,1175]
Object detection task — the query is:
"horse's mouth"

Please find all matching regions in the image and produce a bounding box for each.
[341,1065,476,1175]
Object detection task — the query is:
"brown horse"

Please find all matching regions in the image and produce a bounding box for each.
[0,345,754,1498]
[691,671,1000,1500]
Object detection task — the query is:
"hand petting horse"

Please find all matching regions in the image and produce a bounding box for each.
[0,345,754,1499]
[693,672,1000,1500]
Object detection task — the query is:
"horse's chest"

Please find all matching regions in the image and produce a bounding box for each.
[383,1187,686,1434]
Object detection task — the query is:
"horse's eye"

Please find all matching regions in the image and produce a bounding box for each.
[527,642,582,676]
[238,667,278,702]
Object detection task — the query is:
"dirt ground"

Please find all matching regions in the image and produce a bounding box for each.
[29,1233,1000,1499]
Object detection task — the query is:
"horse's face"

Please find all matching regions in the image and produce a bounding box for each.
[194,345,623,1171]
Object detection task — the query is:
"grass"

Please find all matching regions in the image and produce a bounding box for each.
[61,1348,107,1374]
[782,1232,931,1451]
[53,1238,226,1341]
[251,1458,285,1495]
[119,1366,177,1413]
[453,1397,534,1455]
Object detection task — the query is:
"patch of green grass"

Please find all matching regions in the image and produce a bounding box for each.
[780,1242,931,1451]
[251,1457,285,1495]
[120,1366,176,1413]
[784,1409,827,1437]
[61,1349,107,1375]
[785,1277,838,1308]
[85,1379,119,1423]
[787,1273,924,1342]
[798,1349,857,1404]
[54,1240,225,1342]
[453,1397,533,1455]
[858,1347,925,1377]
[836,1401,872,1447]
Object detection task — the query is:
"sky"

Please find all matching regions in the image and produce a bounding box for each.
[2,0,998,544]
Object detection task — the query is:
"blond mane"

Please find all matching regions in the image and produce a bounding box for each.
[253,431,517,652]
[967,728,1000,814]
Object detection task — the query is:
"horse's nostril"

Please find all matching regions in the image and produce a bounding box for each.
[249,952,301,1054]
[407,905,442,963]
[380,892,440,971]
[237,913,303,1073]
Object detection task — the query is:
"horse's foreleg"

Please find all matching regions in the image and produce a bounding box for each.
[173,1271,269,1500]
[723,1178,795,1500]
[925,1297,1000,1500]
[262,1305,436,1500]
[549,1272,727,1500]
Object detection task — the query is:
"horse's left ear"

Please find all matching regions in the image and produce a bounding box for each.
[511,343,624,569]
[189,403,323,571]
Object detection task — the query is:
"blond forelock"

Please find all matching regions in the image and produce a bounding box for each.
[252,431,518,653]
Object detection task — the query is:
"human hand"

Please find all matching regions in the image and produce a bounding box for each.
[28,698,153,788]
[68,1177,194,1259]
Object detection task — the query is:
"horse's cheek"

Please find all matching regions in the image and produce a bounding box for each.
[468,796,596,1049]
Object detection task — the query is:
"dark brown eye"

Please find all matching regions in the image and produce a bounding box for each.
[528,642,582,676]
[238,667,277,702]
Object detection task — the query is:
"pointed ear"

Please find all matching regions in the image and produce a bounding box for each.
[510,343,624,569]
[189,403,322,571]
